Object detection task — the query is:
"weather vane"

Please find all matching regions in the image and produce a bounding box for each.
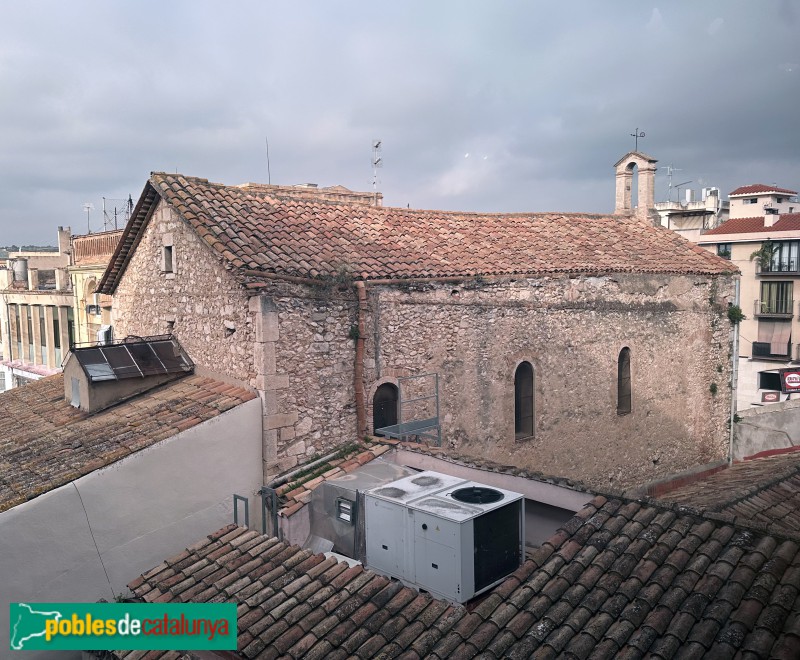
[630,128,645,151]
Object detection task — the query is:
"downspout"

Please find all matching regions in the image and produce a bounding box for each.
[729,276,741,464]
[354,281,368,438]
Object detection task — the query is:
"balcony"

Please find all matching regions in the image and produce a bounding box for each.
[753,341,792,360]
[754,298,795,318]
[758,259,800,276]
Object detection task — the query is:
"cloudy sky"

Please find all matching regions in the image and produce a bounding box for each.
[1,1,799,244]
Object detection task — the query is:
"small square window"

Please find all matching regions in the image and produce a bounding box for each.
[716,243,732,260]
[163,245,174,273]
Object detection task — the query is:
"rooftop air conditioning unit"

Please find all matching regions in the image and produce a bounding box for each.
[364,471,524,603]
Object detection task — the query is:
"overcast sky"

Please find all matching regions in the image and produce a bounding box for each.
[1,1,799,244]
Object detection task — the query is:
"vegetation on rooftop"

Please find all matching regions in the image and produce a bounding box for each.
[280,441,361,498]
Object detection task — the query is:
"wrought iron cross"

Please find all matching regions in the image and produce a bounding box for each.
[630,128,645,151]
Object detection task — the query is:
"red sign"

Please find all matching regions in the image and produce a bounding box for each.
[780,369,800,394]
[762,391,780,403]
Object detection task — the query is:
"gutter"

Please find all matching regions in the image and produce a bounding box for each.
[241,270,735,289]
[729,276,741,464]
[354,282,368,438]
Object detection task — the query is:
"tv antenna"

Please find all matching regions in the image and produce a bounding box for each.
[102,197,134,230]
[371,139,382,204]
[674,180,693,205]
[82,202,94,234]
[661,165,682,201]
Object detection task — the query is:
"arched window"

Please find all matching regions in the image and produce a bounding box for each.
[372,383,399,436]
[514,362,534,439]
[617,348,632,415]
[627,162,639,209]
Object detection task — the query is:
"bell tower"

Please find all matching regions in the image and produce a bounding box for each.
[614,151,658,224]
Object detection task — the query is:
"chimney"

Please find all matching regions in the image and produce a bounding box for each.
[55,267,69,291]
[27,267,39,291]
[764,206,780,228]
[58,226,71,256]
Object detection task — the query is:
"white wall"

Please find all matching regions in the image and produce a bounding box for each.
[734,399,800,459]
[0,398,262,656]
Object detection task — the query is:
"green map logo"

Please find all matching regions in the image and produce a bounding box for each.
[10,604,63,650]
[9,602,237,651]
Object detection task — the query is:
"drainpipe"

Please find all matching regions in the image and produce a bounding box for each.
[729,276,741,464]
[354,281,368,438]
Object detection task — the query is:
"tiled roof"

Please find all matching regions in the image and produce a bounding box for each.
[98,173,737,293]
[0,373,256,512]
[119,496,800,659]
[71,229,124,266]
[730,184,798,197]
[656,451,800,539]
[701,213,800,236]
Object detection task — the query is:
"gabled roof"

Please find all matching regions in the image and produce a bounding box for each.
[730,184,798,197]
[701,213,800,237]
[118,496,800,659]
[98,173,737,293]
[0,373,256,512]
[656,450,800,538]
[614,150,658,166]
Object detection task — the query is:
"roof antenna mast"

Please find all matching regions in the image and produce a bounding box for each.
[372,139,382,205]
[661,165,682,202]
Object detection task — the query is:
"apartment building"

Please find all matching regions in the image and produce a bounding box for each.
[0,227,122,391]
[698,185,800,408]
[0,228,73,390]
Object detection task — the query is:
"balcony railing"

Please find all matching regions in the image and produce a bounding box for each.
[754,298,795,317]
[759,259,799,275]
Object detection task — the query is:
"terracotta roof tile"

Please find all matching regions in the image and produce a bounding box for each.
[657,451,800,540]
[99,173,737,294]
[702,213,800,236]
[0,373,255,512]
[112,490,800,660]
[729,184,798,197]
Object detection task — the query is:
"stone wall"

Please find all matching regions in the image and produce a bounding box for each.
[360,273,735,490]
[249,283,359,476]
[112,201,255,384]
[111,204,735,489]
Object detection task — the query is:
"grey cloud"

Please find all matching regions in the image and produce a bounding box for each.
[1,1,799,242]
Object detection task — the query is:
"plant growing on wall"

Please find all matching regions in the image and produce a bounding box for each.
[750,240,777,270]
[727,304,746,324]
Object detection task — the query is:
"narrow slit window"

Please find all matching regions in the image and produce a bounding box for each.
[617,348,632,415]
[163,245,174,273]
[514,361,534,438]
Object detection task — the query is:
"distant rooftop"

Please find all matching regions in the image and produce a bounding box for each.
[701,213,800,237]
[729,184,798,197]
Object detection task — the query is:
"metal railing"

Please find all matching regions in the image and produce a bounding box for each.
[754,298,794,316]
[759,259,799,274]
